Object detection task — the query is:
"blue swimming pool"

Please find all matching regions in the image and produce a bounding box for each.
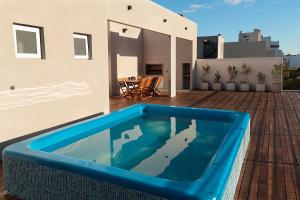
[3,104,250,200]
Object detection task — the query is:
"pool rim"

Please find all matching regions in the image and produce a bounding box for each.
[3,104,250,200]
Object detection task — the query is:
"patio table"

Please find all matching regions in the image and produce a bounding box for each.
[125,80,141,84]
[124,79,141,97]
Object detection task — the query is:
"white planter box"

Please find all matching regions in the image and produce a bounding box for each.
[240,83,250,92]
[213,83,222,91]
[272,83,282,93]
[226,83,236,91]
[256,84,265,92]
[201,82,209,90]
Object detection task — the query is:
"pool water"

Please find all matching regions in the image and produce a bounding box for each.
[53,113,233,182]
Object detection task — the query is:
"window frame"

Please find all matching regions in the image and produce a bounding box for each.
[73,33,89,60]
[13,24,42,59]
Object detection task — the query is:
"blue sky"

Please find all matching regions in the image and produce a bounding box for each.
[152,0,300,55]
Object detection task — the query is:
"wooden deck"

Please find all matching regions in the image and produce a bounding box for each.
[1,91,300,199]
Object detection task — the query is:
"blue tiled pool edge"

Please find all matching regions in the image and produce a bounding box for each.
[221,121,250,199]
[3,104,250,200]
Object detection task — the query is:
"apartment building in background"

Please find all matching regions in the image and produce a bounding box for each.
[287,54,300,68]
[224,29,283,58]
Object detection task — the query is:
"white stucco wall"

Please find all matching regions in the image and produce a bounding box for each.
[0,0,110,143]
[195,57,283,91]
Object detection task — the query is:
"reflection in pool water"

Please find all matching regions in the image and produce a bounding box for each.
[53,114,233,182]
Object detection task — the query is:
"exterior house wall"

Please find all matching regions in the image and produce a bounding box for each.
[0,0,197,143]
[196,57,283,91]
[0,0,109,143]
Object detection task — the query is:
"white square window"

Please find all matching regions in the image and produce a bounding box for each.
[13,24,42,59]
[73,34,90,59]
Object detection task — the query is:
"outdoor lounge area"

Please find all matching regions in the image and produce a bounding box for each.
[1,91,300,199]
[118,76,162,98]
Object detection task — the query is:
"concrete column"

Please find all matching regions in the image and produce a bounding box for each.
[169,35,176,97]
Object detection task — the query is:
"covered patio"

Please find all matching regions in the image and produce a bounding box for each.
[1,91,300,199]
[108,21,194,98]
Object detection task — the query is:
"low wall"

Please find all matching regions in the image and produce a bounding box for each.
[195,57,283,91]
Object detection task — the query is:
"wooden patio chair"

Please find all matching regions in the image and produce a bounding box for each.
[144,77,156,95]
[136,77,154,99]
[118,78,130,97]
[148,76,158,96]
[152,76,162,96]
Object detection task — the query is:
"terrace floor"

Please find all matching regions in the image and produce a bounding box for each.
[1,91,300,199]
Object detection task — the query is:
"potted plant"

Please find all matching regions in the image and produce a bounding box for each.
[213,70,222,91]
[256,72,266,92]
[271,64,282,93]
[240,64,252,92]
[227,65,238,91]
[201,64,210,90]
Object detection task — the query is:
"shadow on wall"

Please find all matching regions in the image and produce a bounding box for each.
[0,82,92,111]
[110,30,143,96]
